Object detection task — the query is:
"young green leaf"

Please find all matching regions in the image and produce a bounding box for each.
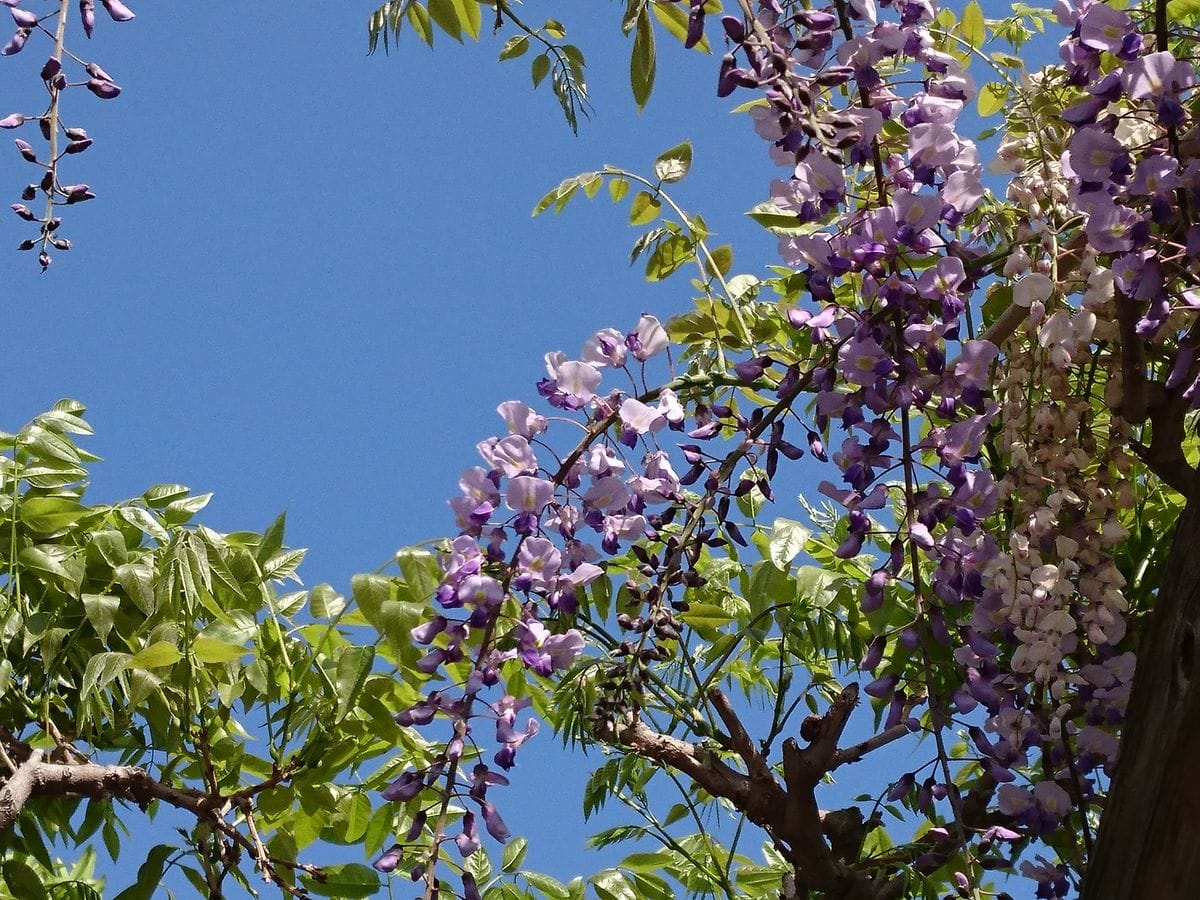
[653,141,692,183]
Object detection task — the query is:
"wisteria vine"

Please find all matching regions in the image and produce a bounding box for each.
[1,0,131,270]
[366,1,1200,898]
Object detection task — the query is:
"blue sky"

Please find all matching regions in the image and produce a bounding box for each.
[1,2,1044,896]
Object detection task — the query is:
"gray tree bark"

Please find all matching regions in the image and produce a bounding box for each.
[1083,494,1200,898]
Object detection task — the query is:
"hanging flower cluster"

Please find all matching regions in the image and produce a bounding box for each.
[1,0,133,269]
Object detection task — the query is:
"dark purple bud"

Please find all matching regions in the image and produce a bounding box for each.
[64,126,88,140]
[101,0,135,21]
[372,844,403,874]
[1,27,30,56]
[63,184,96,203]
[462,872,482,900]
[887,773,914,802]
[10,203,33,221]
[480,801,510,841]
[410,615,448,644]
[733,355,772,381]
[49,237,70,250]
[13,138,35,162]
[10,8,37,28]
[41,57,62,80]
[381,771,424,802]
[85,61,114,81]
[454,811,480,857]
[405,810,427,841]
[898,627,918,651]
[408,863,425,882]
[684,5,704,49]
[720,15,745,42]
[0,113,23,128]
[835,531,863,559]
[20,184,35,201]
[859,635,885,672]
[806,430,827,461]
[65,138,93,154]
[884,690,906,729]
[17,238,35,251]
[86,78,121,99]
[51,72,66,90]
[39,170,53,192]
[864,673,898,699]
[80,0,95,38]
[717,53,739,98]
[38,251,50,271]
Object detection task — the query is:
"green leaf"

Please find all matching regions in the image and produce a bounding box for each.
[129,641,181,670]
[117,506,169,544]
[452,0,481,39]
[532,53,551,87]
[20,496,89,533]
[499,34,530,61]
[769,517,811,570]
[618,851,673,871]
[335,646,375,721]
[81,651,132,700]
[653,141,692,183]
[591,869,638,900]
[630,7,656,110]
[142,483,190,508]
[960,1,985,49]
[502,836,529,872]
[679,602,735,635]
[644,234,693,281]
[162,492,212,526]
[608,178,629,203]
[300,863,380,898]
[408,2,434,45]
[1168,0,1200,24]
[427,0,462,41]
[629,191,661,226]
[112,844,174,900]
[524,872,571,898]
[3,859,48,900]
[193,635,248,664]
[83,594,120,643]
[707,244,733,278]
[396,548,441,601]
[310,582,346,619]
[977,81,1008,118]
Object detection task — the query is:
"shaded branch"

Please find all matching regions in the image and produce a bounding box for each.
[0,751,211,834]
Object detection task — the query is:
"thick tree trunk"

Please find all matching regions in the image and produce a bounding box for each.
[1083,494,1200,898]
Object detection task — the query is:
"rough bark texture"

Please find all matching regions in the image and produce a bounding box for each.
[1083,494,1200,899]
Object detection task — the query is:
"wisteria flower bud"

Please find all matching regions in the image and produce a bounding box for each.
[65,138,93,154]
[10,8,37,28]
[371,844,403,874]
[10,203,33,221]
[1,27,30,56]
[86,78,121,99]
[41,57,62,81]
[0,113,23,128]
[101,0,135,22]
[20,184,35,201]
[13,138,35,162]
[80,0,95,38]
[64,127,88,141]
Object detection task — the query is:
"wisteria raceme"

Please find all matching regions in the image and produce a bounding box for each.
[361,2,1200,898]
[2,0,132,269]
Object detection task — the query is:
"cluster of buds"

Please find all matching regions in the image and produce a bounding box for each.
[1,0,134,269]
